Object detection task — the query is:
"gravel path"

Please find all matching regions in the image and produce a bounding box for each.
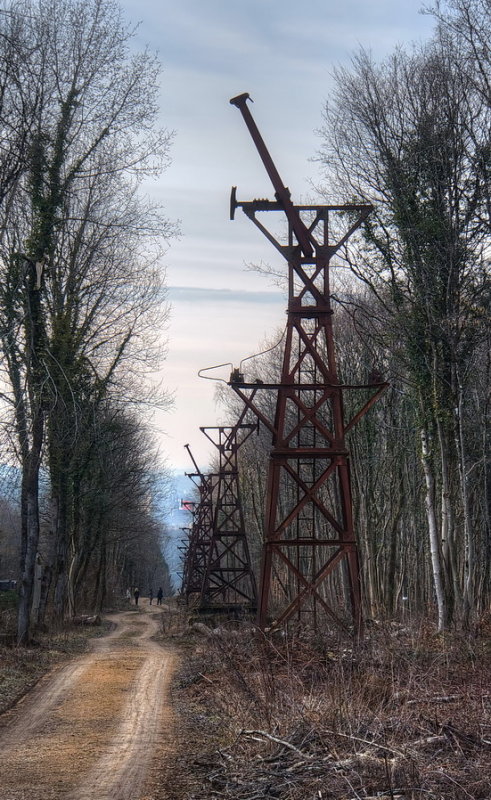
[0,605,176,799]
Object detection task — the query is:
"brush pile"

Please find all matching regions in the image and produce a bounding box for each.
[172,620,491,799]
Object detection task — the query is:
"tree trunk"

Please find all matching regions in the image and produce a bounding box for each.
[35,563,52,627]
[456,384,474,627]
[17,407,44,644]
[94,542,106,612]
[420,427,447,632]
[436,416,460,623]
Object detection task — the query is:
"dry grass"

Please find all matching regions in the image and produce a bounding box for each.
[167,617,491,799]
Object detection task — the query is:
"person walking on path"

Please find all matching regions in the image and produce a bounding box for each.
[156,587,163,606]
[149,588,153,605]
[134,588,140,606]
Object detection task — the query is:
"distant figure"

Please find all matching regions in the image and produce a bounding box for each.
[134,588,140,606]
[125,588,131,602]
[149,588,153,605]
[157,587,163,606]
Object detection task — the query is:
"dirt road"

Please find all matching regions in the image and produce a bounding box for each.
[0,605,176,799]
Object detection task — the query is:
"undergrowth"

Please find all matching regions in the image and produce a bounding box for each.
[170,618,491,800]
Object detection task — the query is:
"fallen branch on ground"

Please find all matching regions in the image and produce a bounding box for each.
[240,729,315,760]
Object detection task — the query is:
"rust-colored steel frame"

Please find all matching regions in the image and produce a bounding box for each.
[177,527,191,595]
[180,445,219,601]
[200,422,258,609]
[229,93,387,634]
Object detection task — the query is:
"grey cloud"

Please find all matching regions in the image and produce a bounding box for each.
[168,285,284,304]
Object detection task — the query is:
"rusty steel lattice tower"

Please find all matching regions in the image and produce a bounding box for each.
[228,94,387,633]
[200,422,258,611]
[180,445,218,601]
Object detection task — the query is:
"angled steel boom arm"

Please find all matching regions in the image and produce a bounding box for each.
[230,92,314,258]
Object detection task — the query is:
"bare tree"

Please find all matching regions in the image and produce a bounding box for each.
[318,32,490,628]
[0,5,39,208]
[0,0,175,642]
[65,404,170,614]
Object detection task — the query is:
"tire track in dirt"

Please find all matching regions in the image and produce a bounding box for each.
[68,645,173,800]
[0,605,176,800]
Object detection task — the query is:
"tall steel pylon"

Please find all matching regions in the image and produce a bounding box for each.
[181,445,218,602]
[228,93,387,634]
[199,420,258,611]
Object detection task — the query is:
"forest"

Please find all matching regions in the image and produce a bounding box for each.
[0,0,173,645]
[200,0,491,638]
[0,0,489,797]
[0,0,488,645]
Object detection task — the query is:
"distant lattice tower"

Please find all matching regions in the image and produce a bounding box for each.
[181,446,218,602]
[199,421,258,611]
[178,526,192,598]
[228,94,387,634]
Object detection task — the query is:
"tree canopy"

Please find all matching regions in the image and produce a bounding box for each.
[0,0,175,642]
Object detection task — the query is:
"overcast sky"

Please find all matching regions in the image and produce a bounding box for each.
[119,0,436,473]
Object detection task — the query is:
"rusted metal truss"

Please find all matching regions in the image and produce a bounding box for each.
[229,93,388,634]
[199,421,258,610]
[177,527,191,594]
[180,445,218,601]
